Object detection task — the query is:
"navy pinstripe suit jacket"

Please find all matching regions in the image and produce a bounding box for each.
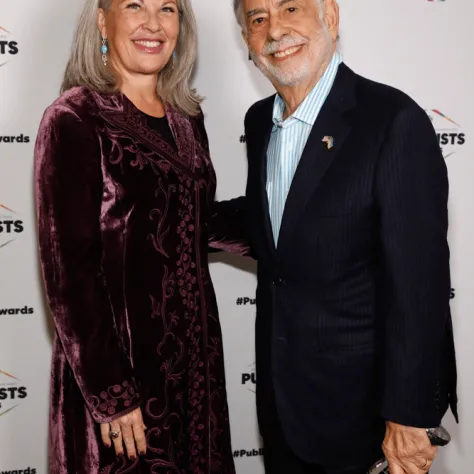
[212,62,458,466]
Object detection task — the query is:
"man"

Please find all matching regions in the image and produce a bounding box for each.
[215,0,459,473]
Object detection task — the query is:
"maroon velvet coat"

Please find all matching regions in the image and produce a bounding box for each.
[34,87,240,474]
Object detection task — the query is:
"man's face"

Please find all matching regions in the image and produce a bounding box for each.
[242,0,337,87]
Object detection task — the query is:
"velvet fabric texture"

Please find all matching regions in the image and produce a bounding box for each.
[34,87,244,474]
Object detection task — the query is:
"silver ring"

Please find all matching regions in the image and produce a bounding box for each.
[109,430,121,440]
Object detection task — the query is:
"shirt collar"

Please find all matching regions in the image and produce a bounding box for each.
[272,51,343,128]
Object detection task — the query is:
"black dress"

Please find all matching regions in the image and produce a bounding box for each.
[142,112,177,150]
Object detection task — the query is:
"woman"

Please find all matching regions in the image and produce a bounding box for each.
[35,0,243,472]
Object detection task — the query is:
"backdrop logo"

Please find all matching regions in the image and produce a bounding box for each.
[0,369,28,417]
[0,134,30,144]
[425,109,466,158]
[0,468,37,474]
[0,26,19,67]
[0,306,34,317]
[233,448,264,458]
[0,203,24,250]
[236,297,255,306]
[241,363,256,393]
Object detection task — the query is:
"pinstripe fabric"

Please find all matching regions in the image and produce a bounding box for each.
[241,62,456,466]
[266,52,342,244]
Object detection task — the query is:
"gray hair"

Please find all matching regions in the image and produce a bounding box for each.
[233,0,324,30]
[62,0,202,116]
[233,0,245,28]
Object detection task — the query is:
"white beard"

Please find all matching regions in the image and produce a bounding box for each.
[251,27,333,87]
[258,52,312,87]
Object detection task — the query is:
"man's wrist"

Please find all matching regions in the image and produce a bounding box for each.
[385,421,451,447]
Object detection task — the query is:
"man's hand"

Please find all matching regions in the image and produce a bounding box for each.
[382,422,437,474]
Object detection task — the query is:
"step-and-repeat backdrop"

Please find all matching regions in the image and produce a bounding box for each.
[0,0,472,472]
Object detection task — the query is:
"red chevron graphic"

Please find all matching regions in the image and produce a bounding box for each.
[432,110,460,127]
[0,203,15,213]
[0,369,19,381]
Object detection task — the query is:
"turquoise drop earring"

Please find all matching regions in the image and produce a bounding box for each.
[101,37,108,66]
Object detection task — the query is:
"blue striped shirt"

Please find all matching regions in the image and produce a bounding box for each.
[266,52,343,244]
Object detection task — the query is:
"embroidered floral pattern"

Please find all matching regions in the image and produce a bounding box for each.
[96,98,234,474]
[88,381,140,418]
[47,90,235,474]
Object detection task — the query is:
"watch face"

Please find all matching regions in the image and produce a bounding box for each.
[427,425,451,446]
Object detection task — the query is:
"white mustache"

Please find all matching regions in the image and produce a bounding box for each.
[262,36,307,55]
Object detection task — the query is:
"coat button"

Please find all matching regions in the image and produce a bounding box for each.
[272,277,284,286]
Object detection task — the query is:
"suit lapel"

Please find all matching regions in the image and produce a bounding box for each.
[276,63,357,253]
[252,98,277,258]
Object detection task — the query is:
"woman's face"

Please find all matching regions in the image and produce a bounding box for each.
[98,0,180,80]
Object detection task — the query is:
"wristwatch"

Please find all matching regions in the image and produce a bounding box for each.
[367,425,451,474]
[426,425,451,446]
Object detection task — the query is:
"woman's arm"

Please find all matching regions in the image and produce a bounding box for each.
[35,104,141,424]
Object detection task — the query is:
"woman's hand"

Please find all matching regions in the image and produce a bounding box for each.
[100,407,147,460]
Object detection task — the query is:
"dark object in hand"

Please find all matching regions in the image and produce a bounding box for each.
[367,425,451,474]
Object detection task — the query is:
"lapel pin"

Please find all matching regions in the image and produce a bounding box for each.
[322,136,334,150]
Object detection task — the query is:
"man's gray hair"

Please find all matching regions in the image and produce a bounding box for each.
[232,0,245,28]
[233,0,324,29]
